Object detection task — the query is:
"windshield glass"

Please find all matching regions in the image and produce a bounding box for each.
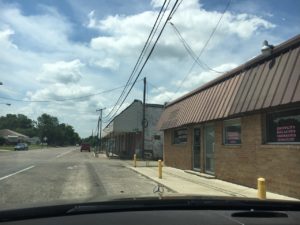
[0,0,299,210]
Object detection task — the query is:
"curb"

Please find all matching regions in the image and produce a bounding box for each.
[126,166,177,194]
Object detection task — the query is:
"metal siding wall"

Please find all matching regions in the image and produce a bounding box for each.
[235,68,257,114]
[209,82,226,120]
[114,101,142,133]
[292,78,300,103]
[257,55,282,109]
[251,62,269,111]
[195,88,210,122]
[216,76,235,118]
[241,65,260,112]
[229,71,250,115]
[271,50,294,107]
[263,52,290,108]
[282,48,300,104]
[192,90,205,123]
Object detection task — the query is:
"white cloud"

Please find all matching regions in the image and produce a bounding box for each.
[0,0,288,137]
[0,27,18,49]
[27,83,93,101]
[37,59,84,84]
[88,0,275,62]
[87,10,97,28]
[91,58,120,70]
[0,5,71,51]
[150,0,165,8]
[149,89,188,104]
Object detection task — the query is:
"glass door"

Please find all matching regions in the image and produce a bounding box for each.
[204,124,215,174]
[193,128,201,171]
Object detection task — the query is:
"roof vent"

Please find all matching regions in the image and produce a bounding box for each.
[261,40,274,56]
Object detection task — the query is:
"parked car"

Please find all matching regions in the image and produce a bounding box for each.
[14,143,28,151]
[80,143,91,152]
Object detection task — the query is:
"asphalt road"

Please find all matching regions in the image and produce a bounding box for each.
[0,147,160,210]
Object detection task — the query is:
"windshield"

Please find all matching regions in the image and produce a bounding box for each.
[0,0,299,210]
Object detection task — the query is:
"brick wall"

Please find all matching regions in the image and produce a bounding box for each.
[163,128,192,170]
[215,113,300,199]
[163,113,300,199]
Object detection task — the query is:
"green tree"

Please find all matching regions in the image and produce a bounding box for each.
[0,114,38,137]
[37,114,60,145]
[36,114,81,146]
[0,113,81,146]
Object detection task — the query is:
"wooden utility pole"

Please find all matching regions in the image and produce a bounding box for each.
[141,77,146,159]
[96,108,105,154]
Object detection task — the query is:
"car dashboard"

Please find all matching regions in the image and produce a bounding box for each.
[1,197,299,225]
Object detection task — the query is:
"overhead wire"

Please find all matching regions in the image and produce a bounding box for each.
[170,0,231,99]
[168,0,183,20]
[104,0,180,124]
[170,22,223,74]
[103,0,169,119]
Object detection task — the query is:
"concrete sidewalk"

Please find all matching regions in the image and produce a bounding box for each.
[127,164,298,201]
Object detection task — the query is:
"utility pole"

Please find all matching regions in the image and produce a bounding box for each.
[96,108,105,154]
[99,109,103,153]
[141,77,146,159]
[91,129,94,147]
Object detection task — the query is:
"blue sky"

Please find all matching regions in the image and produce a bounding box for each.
[0,0,299,137]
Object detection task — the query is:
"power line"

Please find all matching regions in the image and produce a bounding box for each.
[105,0,180,124]
[103,0,178,121]
[170,22,223,74]
[0,79,143,103]
[171,0,231,99]
[103,0,169,119]
[168,0,183,20]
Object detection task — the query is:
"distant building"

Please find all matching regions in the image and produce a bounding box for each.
[28,136,41,144]
[157,35,300,199]
[0,129,29,144]
[102,99,164,159]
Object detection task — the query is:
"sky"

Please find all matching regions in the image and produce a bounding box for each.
[0,0,299,137]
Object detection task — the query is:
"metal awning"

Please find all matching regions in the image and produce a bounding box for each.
[157,34,300,130]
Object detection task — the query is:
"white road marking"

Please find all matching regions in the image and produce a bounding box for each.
[56,149,74,158]
[0,165,35,181]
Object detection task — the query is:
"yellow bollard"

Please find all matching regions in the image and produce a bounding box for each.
[158,160,162,179]
[133,154,137,168]
[257,177,266,200]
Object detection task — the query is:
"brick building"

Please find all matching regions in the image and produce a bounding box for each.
[157,35,300,199]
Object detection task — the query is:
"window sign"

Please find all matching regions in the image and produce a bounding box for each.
[173,128,187,144]
[224,119,241,144]
[266,109,300,143]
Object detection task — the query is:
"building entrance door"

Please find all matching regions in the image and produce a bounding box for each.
[193,128,201,171]
[204,124,215,174]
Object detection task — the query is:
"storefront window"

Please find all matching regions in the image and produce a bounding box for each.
[223,119,241,145]
[154,135,161,140]
[173,128,187,144]
[266,108,300,143]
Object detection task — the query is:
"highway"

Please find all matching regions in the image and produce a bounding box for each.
[0,147,158,209]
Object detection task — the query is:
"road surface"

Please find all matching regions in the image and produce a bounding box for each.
[0,147,160,209]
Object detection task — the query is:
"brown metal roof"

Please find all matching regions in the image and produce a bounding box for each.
[157,34,300,130]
